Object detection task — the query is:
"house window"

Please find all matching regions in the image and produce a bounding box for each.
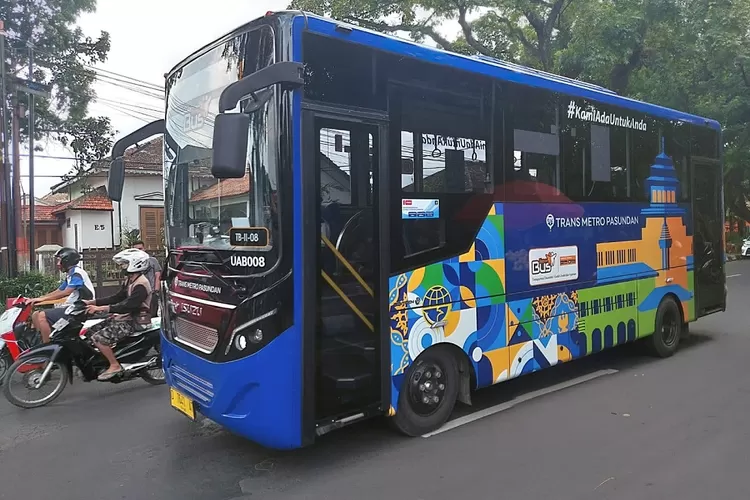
[66,218,71,229]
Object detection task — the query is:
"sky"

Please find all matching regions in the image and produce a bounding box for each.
[21,0,289,197]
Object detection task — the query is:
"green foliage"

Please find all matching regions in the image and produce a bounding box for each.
[290,0,750,221]
[1,0,114,176]
[0,272,61,304]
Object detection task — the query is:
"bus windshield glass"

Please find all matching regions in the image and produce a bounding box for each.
[164,25,278,253]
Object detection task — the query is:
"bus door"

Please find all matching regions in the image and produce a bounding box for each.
[302,108,390,426]
[692,158,726,315]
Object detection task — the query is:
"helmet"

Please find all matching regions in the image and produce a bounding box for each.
[113,248,151,273]
[54,247,81,270]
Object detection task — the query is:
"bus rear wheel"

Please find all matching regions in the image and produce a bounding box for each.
[646,296,683,358]
[392,346,460,437]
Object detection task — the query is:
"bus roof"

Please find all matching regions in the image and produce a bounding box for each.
[294,12,721,131]
[167,11,720,132]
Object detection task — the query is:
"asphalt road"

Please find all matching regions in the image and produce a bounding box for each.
[1,260,749,500]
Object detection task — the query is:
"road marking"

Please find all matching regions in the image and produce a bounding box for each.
[422,368,619,438]
[727,274,741,279]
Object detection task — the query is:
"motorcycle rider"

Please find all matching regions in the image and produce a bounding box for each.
[83,248,153,381]
[28,247,95,343]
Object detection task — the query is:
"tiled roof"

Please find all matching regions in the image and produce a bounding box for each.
[190,176,251,202]
[52,186,113,214]
[120,136,163,173]
[21,205,58,222]
[40,192,70,205]
[50,137,164,193]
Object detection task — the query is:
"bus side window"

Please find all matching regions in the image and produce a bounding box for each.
[630,127,660,201]
[665,121,690,202]
[389,77,493,270]
[506,86,560,200]
[560,99,631,203]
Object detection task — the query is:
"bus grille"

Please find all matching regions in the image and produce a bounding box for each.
[173,317,219,354]
[170,364,214,405]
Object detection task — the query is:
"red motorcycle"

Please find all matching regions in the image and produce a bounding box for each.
[0,297,42,382]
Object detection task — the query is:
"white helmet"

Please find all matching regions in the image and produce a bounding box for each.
[113,248,151,273]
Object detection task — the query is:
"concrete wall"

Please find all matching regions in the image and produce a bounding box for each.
[62,211,82,250]
[61,210,114,250]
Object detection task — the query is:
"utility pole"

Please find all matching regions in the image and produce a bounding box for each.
[27,42,35,270]
[11,90,22,275]
[0,20,12,276]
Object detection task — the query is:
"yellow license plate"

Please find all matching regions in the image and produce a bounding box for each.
[170,388,195,420]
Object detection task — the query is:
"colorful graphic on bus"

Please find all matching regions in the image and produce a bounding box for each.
[388,142,694,411]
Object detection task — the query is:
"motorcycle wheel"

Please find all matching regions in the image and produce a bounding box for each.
[3,354,69,408]
[0,349,12,386]
[140,345,165,386]
[140,368,166,385]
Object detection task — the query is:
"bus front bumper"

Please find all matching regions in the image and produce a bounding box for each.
[160,327,304,450]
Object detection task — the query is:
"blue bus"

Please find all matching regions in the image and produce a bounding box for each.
[107,11,726,450]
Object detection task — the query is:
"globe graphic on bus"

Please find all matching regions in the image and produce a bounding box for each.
[421,285,452,326]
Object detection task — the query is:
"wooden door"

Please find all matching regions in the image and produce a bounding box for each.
[139,206,165,249]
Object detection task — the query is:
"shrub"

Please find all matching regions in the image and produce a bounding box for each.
[0,272,62,306]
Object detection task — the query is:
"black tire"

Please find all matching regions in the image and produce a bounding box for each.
[140,346,165,386]
[392,346,460,437]
[646,296,683,358]
[141,369,166,386]
[3,354,69,408]
[0,349,12,386]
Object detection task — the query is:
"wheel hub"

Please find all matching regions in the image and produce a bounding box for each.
[410,362,447,416]
[662,309,679,347]
[24,370,43,390]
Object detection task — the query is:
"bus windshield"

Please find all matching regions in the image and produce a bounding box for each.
[164,25,278,253]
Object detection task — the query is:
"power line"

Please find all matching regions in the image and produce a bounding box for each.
[5,37,165,102]
[7,34,164,91]
[19,153,161,165]
[84,65,162,91]
[96,97,163,114]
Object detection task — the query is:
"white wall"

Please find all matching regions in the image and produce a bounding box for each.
[62,211,82,250]
[113,176,164,244]
[79,211,114,249]
[61,211,113,250]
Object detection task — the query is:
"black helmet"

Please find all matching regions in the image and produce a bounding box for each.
[54,247,81,270]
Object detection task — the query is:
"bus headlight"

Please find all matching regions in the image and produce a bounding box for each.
[224,309,277,359]
[235,334,248,351]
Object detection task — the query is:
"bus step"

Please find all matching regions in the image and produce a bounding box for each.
[316,412,368,437]
[322,361,373,391]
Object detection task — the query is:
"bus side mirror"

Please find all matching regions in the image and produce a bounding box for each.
[107,157,125,202]
[211,113,249,179]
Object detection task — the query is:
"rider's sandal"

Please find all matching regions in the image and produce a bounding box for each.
[97,369,123,381]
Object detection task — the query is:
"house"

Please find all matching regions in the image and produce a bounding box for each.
[21,204,63,248]
[52,186,115,250]
[47,137,166,249]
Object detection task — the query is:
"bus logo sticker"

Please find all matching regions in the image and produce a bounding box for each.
[529,246,579,286]
[545,214,555,231]
[402,199,440,219]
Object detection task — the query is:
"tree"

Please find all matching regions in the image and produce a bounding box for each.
[290,0,573,71]
[1,0,114,176]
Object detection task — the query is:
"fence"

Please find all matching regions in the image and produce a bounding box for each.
[78,248,162,296]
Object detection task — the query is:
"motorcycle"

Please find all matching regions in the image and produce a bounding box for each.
[0,297,41,383]
[2,300,164,408]
[0,297,107,383]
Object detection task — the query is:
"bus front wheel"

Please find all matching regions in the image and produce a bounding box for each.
[646,296,683,358]
[392,346,460,437]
